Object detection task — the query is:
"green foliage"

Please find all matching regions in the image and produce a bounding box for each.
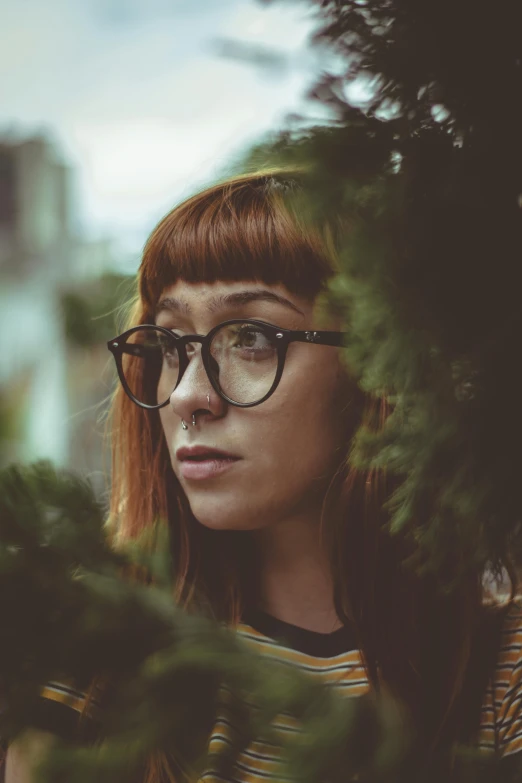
[0,462,399,781]
[0,462,520,780]
[61,273,134,347]
[3,1,522,779]
[245,0,522,585]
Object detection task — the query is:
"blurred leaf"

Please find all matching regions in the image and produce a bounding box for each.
[61,274,134,347]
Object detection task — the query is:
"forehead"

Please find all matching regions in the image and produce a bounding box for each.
[155,280,314,320]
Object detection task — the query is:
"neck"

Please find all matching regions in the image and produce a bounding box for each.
[252,512,342,634]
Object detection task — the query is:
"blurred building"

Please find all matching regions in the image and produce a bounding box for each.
[0,133,117,484]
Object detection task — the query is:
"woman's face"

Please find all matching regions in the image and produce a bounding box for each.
[157,279,350,531]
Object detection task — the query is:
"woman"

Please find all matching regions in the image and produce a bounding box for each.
[7,171,522,782]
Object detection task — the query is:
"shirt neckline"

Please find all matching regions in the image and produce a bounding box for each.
[240,608,358,659]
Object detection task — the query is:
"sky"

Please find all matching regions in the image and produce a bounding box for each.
[0,0,322,261]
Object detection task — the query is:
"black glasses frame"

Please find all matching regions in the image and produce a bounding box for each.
[107,319,347,410]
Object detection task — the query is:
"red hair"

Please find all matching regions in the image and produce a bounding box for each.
[110,171,340,619]
[109,171,492,777]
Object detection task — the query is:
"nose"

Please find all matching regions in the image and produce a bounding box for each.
[169,343,226,423]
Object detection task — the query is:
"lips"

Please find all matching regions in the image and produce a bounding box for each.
[176,445,241,481]
[176,445,239,462]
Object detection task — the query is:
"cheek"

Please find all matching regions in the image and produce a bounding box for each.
[284,351,342,426]
[159,409,176,462]
[159,408,169,435]
[257,358,345,476]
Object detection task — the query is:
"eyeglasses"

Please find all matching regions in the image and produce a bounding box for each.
[107,319,346,409]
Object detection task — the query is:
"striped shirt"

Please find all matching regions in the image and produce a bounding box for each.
[36,603,522,780]
[201,611,367,783]
[478,602,522,755]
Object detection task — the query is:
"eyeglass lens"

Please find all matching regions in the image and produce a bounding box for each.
[121,323,279,406]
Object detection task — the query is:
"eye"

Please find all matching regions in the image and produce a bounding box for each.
[154,332,179,367]
[238,327,260,347]
[235,325,272,349]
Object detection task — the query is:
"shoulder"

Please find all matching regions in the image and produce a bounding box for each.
[33,678,103,742]
[4,730,57,783]
[494,599,522,699]
[481,599,522,756]
[2,679,105,781]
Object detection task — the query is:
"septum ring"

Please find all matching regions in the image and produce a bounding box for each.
[181,392,211,430]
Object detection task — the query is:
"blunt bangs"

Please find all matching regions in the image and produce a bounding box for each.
[138,173,335,313]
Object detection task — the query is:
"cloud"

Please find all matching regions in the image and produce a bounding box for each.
[0,0,318,257]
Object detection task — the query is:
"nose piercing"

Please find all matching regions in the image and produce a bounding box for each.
[207,392,210,407]
[192,413,197,426]
[181,419,188,431]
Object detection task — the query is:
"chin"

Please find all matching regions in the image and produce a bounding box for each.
[192,510,254,531]
[197,517,253,531]
[186,495,269,532]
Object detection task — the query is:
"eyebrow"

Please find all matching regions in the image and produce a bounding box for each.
[155,289,305,318]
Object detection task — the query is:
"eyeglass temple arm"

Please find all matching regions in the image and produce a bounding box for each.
[292,331,347,347]
[115,344,161,357]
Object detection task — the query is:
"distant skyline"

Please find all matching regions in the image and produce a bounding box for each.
[1,0,320,264]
